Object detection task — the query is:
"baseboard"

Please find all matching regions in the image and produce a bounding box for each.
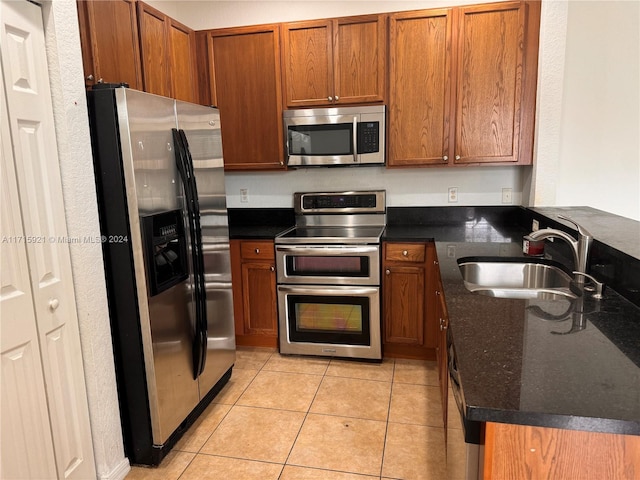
[99,457,131,480]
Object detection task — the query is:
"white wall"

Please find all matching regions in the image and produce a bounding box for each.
[147,0,640,220]
[531,0,639,221]
[42,1,129,479]
[556,1,639,220]
[225,166,524,208]
[147,0,490,30]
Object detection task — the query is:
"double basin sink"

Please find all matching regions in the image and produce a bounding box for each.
[458,256,579,300]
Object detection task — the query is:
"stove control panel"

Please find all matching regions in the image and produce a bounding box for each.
[295,190,386,214]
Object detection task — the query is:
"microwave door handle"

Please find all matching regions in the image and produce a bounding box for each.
[352,116,358,163]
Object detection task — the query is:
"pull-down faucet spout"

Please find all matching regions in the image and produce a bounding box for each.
[527,215,593,284]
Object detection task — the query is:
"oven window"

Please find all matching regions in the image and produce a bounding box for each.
[287,255,369,277]
[288,124,353,156]
[287,295,370,345]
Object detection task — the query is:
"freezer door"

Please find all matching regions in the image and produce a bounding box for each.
[176,102,236,396]
[115,89,200,445]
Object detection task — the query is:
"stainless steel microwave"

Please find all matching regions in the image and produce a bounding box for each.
[283,105,385,167]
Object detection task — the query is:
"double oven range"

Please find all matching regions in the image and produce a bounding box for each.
[275,191,386,360]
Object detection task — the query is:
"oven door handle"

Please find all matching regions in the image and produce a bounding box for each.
[277,285,379,296]
[275,245,379,255]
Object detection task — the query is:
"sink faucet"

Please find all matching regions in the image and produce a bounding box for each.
[527,215,593,284]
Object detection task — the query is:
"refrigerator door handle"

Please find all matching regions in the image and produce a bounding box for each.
[179,129,208,376]
[173,128,208,378]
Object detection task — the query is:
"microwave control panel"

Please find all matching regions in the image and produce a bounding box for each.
[357,122,380,153]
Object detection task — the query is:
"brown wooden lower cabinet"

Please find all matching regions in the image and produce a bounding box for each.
[230,239,278,348]
[483,422,640,480]
[382,241,438,359]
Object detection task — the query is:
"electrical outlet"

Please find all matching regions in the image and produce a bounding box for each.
[240,188,249,203]
[447,245,456,258]
[501,187,513,204]
[448,187,458,203]
[532,219,539,231]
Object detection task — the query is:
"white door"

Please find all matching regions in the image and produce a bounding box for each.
[1,76,59,480]
[0,1,96,479]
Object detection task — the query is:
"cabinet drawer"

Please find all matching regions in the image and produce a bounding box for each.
[385,243,425,262]
[240,241,274,260]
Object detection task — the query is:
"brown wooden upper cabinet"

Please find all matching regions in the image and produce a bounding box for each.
[388,1,540,167]
[167,19,198,103]
[203,25,285,170]
[137,2,198,102]
[77,0,143,90]
[282,15,386,108]
[78,0,198,103]
[388,8,453,167]
[137,2,171,97]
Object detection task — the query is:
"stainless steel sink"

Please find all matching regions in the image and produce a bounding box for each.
[458,257,578,300]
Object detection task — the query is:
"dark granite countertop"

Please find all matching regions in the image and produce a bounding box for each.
[385,208,640,436]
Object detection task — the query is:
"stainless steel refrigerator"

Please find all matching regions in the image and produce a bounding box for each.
[87,86,235,466]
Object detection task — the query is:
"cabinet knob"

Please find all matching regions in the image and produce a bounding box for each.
[328,96,333,102]
[270,265,275,272]
[455,155,461,161]
[86,74,94,81]
[385,269,391,275]
[434,260,439,265]
[335,95,339,101]
[436,290,441,296]
[49,298,60,311]
[402,250,408,256]
[255,248,260,254]
[443,155,448,161]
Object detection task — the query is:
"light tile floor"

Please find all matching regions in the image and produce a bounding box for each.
[126,347,466,480]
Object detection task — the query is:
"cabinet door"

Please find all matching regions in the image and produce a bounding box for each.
[388,9,453,167]
[484,423,640,480]
[383,265,425,345]
[241,261,278,336]
[208,26,285,170]
[453,2,525,164]
[334,15,386,105]
[168,19,197,103]
[282,20,333,107]
[137,1,171,97]
[78,0,142,89]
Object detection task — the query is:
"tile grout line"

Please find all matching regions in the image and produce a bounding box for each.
[277,356,331,479]
[177,349,277,478]
[379,359,397,479]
